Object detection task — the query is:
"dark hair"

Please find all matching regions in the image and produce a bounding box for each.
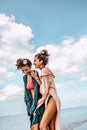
[35,49,50,65]
[16,58,32,69]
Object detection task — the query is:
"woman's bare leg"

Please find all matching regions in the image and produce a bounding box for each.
[39,98,57,130]
[49,112,56,130]
[31,123,39,130]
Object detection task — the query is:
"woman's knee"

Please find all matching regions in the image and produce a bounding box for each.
[39,122,48,130]
[31,124,39,130]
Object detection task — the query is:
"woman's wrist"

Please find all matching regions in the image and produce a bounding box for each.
[35,77,39,81]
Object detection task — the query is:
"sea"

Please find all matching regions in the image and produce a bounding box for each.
[0,106,87,130]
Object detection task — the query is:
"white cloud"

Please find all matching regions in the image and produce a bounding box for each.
[0,85,24,101]
[80,76,87,81]
[0,13,87,97]
[0,81,4,86]
[0,14,35,82]
[0,14,34,62]
[36,36,87,78]
[62,36,74,45]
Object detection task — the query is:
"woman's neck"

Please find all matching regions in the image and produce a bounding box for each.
[40,64,45,70]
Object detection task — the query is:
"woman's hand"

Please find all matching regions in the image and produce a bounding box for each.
[31,71,38,79]
[31,71,42,85]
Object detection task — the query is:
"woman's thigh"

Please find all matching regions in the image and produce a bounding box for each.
[31,123,39,130]
[40,98,57,126]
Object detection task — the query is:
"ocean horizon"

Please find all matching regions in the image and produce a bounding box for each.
[0,106,87,130]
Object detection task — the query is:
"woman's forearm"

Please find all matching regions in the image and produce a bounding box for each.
[35,77,42,86]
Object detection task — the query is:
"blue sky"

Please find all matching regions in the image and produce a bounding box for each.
[0,0,87,116]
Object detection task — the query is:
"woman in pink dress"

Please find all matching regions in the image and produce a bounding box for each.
[31,49,61,130]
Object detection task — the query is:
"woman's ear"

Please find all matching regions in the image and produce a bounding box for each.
[40,60,43,64]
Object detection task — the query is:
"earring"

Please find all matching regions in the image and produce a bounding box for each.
[40,64,42,68]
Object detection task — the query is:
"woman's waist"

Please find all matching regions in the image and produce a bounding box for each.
[40,86,56,95]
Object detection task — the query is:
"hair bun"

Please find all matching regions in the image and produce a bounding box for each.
[16,58,23,65]
[40,49,49,56]
[41,50,45,55]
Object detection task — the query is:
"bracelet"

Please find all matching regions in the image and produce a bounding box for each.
[35,77,39,80]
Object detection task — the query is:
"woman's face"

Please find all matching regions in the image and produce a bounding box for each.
[21,65,31,75]
[34,56,42,69]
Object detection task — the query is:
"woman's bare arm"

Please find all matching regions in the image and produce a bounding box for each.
[31,71,42,86]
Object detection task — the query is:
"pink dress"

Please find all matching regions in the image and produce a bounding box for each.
[36,67,61,130]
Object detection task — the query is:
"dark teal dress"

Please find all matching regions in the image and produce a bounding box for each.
[23,72,45,127]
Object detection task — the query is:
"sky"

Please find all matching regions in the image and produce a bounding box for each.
[0,0,87,116]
